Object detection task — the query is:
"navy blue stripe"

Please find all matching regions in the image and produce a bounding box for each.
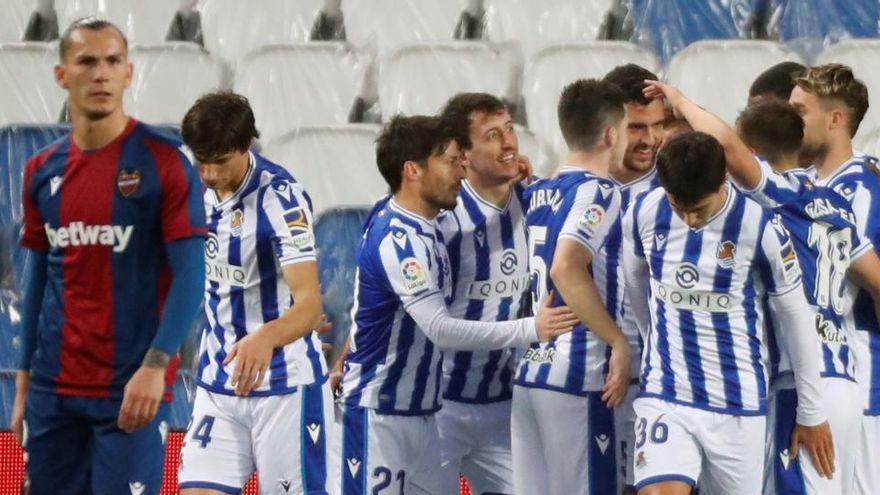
[302,382,328,492]
[772,388,807,494]
[679,228,709,406]
[652,201,675,397]
[228,201,248,344]
[713,194,746,409]
[205,209,231,388]
[588,393,617,494]
[410,335,436,411]
[377,315,416,411]
[255,186,287,391]
[342,406,367,495]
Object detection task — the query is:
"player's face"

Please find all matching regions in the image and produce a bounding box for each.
[667,185,726,230]
[622,99,665,174]
[790,86,830,161]
[464,110,520,184]
[197,150,250,194]
[421,140,466,211]
[55,27,132,121]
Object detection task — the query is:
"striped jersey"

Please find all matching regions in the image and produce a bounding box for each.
[435,180,529,404]
[341,199,451,415]
[738,157,868,383]
[613,168,661,378]
[515,167,623,395]
[197,152,326,396]
[20,119,206,399]
[623,184,803,415]
[811,155,880,415]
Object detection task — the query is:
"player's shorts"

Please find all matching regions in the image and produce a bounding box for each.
[511,385,617,495]
[614,382,639,493]
[339,405,441,495]
[179,381,335,495]
[25,388,170,495]
[436,399,513,494]
[764,378,860,495]
[632,397,765,495]
[855,414,880,494]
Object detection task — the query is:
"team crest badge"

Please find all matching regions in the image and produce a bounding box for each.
[117,169,141,197]
[716,240,736,269]
[231,209,244,237]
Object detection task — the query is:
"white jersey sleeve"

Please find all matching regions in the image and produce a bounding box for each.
[263,180,317,266]
[377,226,441,309]
[735,156,805,209]
[559,181,622,256]
[758,215,803,295]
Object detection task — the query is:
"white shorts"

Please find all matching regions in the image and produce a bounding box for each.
[436,399,513,494]
[338,406,440,495]
[179,382,336,495]
[511,386,617,495]
[855,414,880,494]
[764,378,860,495]
[614,383,639,491]
[632,397,765,495]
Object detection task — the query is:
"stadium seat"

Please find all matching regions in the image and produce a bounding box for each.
[522,41,660,159]
[197,0,324,64]
[666,40,804,125]
[483,0,612,60]
[125,42,226,126]
[57,0,182,45]
[515,124,558,179]
[815,40,880,145]
[0,0,35,43]
[341,0,469,54]
[378,42,514,120]
[314,207,371,363]
[234,42,369,144]
[0,43,65,126]
[261,124,386,216]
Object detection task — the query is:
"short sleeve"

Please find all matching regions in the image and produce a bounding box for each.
[760,214,803,296]
[377,228,440,308]
[263,180,317,266]
[738,156,804,209]
[559,180,622,256]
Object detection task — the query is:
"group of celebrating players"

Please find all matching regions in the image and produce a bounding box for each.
[9,15,880,495]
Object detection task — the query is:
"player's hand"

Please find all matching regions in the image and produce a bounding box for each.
[534,291,581,341]
[790,421,835,479]
[516,154,534,184]
[118,365,165,433]
[223,329,275,396]
[602,338,631,408]
[315,314,333,335]
[643,81,685,118]
[11,370,29,446]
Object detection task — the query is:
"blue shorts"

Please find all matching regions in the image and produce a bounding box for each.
[25,387,170,495]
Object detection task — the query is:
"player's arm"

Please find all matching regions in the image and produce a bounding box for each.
[643,81,763,190]
[621,203,652,339]
[225,260,323,396]
[848,247,880,326]
[12,249,48,446]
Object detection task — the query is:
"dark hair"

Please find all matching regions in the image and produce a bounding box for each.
[737,100,803,164]
[796,63,869,137]
[60,17,128,61]
[375,115,463,193]
[656,132,726,207]
[181,92,260,163]
[439,92,508,150]
[603,63,659,105]
[748,61,806,100]
[557,79,626,151]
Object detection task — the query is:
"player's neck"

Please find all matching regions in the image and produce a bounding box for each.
[465,175,511,208]
[70,108,130,151]
[769,155,800,173]
[394,189,440,221]
[813,137,854,180]
[564,149,611,178]
[611,165,651,185]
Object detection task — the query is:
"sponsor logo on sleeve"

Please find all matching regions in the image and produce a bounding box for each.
[779,241,801,284]
[401,257,429,294]
[284,207,313,248]
[577,204,605,237]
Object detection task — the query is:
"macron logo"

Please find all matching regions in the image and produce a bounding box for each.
[50,176,63,196]
[44,222,134,253]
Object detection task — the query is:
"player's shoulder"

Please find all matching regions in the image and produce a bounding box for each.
[254,153,312,205]
[132,121,198,172]
[25,135,68,172]
[631,187,666,215]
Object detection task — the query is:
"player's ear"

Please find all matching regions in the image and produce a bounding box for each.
[402,160,422,183]
[54,64,68,90]
[604,125,617,149]
[829,107,847,132]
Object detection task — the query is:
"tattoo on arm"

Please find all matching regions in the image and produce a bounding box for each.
[142,348,171,368]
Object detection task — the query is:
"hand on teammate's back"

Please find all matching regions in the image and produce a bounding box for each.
[118,365,165,432]
[602,339,631,408]
[790,421,836,479]
[534,291,580,341]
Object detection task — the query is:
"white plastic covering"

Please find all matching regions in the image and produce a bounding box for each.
[815,40,880,147]
[124,42,225,126]
[198,0,323,64]
[854,127,880,158]
[0,43,64,125]
[522,41,660,160]
[514,124,557,179]
[262,124,387,216]
[234,42,368,144]
[342,0,469,54]
[0,0,35,43]
[57,0,181,45]
[378,42,513,120]
[666,40,804,125]
[484,0,613,60]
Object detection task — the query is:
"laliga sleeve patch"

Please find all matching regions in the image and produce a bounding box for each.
[400,257,429,295]
[577,204,605,237]
[779,241,801,284]
[284,207,314,248]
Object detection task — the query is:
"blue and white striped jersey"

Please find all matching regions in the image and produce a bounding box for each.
[341,199,451,415]
[515,167,623,395]
[198,152,326,396]
[436,180,529,404]
[613,168,662,378]
[738,157,868,383]
[812,155,880,415]
[623,184,803,415]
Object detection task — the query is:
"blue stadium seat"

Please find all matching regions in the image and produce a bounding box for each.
[314,207,371,363]
[772,0,878,45]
